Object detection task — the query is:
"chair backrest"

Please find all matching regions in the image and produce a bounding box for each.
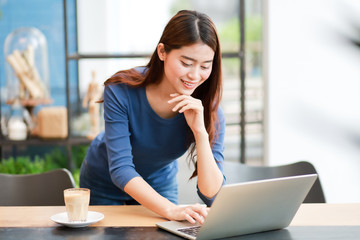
[224,161,326,203]
[0,168,76,206]
[177,160,326,204]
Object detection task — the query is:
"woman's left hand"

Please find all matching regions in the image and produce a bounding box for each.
[168,93,206,134]
[166,203,210,224]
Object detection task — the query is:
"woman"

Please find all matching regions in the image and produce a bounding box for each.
[80,10,226,224]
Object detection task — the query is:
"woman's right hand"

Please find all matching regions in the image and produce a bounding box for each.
[166,203,210,224]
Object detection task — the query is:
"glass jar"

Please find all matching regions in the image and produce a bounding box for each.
[4,27,50,105]
[7,99,27,141]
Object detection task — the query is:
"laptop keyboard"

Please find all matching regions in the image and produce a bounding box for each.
[177,226,201,237]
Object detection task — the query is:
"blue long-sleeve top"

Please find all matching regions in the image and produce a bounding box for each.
[84,70,226,206]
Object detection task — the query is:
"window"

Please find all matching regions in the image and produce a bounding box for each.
[75,0,265,164]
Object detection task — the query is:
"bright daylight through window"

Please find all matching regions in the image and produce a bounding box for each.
[77,0,264,165]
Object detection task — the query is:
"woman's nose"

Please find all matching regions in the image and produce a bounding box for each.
[187,67,201,81]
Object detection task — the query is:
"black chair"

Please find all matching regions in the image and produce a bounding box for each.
[178,160,326,204]
[0,168,76,206]
[224,161,326,203]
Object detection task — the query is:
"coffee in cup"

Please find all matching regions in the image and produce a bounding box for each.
[64,188,90,222]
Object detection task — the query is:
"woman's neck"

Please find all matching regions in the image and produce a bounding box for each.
[146,83,178,119]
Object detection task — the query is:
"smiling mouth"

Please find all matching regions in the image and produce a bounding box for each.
[181,79,198,88]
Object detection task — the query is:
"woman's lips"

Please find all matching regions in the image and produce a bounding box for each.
[181,79,198,89]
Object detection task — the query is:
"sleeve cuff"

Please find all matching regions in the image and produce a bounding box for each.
[110,168,141,190]
[197,175,226,207]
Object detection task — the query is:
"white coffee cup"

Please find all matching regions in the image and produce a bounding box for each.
[64,188,90,222]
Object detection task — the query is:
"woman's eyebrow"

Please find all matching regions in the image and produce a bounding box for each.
[181,55,213,63]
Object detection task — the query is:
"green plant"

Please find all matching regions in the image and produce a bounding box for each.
[72,168,80,187]
[71,145,89,169]
[0,146,89,187]
[0,155,60,174]
[43,148,67,169]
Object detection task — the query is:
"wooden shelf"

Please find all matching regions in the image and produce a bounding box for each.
[0,137,91,146]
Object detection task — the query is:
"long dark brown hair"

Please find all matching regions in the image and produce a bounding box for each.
[104,10,223,178]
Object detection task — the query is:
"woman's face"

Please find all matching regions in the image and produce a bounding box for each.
[158,42,215,96]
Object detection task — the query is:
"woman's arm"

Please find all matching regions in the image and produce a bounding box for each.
[168,94,224,199]
[124,176,209,224]
[194,130,224,198]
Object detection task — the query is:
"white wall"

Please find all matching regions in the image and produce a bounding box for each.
[267,0,360,203]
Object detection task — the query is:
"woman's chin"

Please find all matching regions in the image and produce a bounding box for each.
[177,86,196,96]
[178,89,194,96]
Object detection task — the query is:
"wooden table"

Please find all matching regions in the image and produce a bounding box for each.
[0,204,359,239]
[1,203,359,227]
[0,205,164,228]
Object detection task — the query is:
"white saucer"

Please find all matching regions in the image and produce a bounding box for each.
[50,211,104,228]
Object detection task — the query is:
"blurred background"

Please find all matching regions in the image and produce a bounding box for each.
[0,0,359,203]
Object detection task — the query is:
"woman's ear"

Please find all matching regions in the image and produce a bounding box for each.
[157,43,166,61]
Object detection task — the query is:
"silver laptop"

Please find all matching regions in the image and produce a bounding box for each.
[156,174,317,240]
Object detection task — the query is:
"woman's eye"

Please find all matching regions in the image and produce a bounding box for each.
[181,61,191,67]
[201,66,210,70]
